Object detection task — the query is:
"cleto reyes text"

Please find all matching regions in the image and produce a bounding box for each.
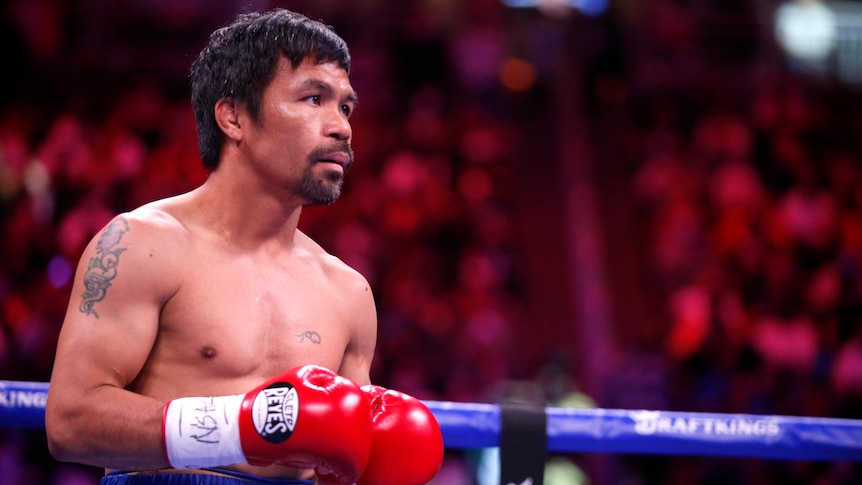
[254,384,300,442]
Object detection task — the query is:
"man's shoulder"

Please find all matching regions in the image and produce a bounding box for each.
[90,198,193,260]
[296,231,370,287]
[121,203,188,240]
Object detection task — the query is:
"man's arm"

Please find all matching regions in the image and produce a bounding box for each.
[46,214,180,470]
[336,270,378,387]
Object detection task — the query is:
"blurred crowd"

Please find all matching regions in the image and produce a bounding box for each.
[617,70,862,483]
[634,73,862,417]
[1,0,862,484]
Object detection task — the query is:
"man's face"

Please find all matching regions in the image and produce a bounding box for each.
[242,57,357,205]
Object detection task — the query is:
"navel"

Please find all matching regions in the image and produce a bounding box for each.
[200,346,217,359]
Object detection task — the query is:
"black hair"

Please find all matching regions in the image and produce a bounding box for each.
[190,9,351,170]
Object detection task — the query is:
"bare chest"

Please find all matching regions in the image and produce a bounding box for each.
[153,255,349,382]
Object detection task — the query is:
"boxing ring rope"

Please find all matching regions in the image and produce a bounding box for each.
[3,380,862,462]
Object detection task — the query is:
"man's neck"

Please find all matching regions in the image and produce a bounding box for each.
[193,170,305,250]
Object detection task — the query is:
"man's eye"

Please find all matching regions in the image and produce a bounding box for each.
[341,105,352,116]
[308,95,321,105]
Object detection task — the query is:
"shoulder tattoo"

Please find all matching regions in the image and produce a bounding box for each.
[79,217,131,318]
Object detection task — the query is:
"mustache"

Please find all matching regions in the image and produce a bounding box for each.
[309,142,354,172]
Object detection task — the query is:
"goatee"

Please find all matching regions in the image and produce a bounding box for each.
[299,142,353,205]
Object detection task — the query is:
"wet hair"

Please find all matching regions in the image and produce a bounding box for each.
[190,9,351,170]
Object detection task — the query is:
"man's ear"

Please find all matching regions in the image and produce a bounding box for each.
[215,97,243,142]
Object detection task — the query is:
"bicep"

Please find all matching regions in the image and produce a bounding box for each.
[50,216,171,396]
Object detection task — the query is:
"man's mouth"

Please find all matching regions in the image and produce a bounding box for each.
[309,143,354,175]
[318,152,350,167]
[315,151,352,175]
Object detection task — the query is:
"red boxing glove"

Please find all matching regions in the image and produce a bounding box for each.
[163,365,372,485]
[357,385,444,485]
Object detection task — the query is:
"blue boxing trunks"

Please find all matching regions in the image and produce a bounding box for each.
[100,468,314,484]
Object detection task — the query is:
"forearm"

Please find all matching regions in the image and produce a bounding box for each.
[46,384,168,470]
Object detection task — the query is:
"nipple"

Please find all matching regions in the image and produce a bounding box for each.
[200,346,217,359]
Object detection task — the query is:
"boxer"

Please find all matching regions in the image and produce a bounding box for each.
[45,9,442,485]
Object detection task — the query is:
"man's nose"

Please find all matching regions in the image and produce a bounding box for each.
[325,109,351,141]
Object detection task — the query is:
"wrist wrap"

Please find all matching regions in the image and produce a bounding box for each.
[163,394,247,468]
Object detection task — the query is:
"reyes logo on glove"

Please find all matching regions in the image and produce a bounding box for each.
[251,383,300,443]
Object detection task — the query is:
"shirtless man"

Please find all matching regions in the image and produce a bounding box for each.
[45,9,442,485]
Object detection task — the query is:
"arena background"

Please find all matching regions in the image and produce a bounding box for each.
[1,0,861,483]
